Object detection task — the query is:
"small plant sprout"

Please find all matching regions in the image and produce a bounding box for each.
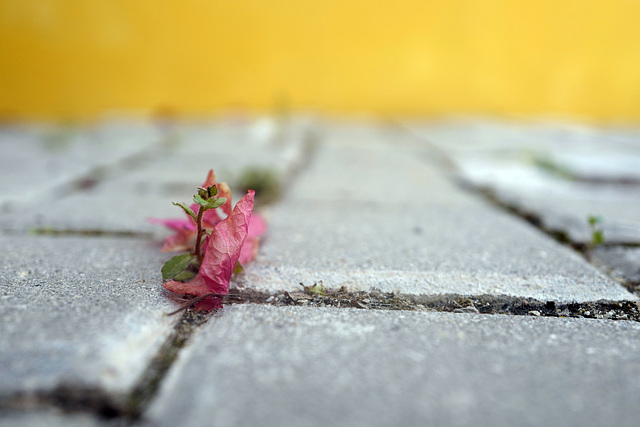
[588,215,604,247]
[150,170,266,311]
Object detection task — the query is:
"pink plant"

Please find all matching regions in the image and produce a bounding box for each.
[151,170,266,310]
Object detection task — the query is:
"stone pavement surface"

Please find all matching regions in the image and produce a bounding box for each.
[407,120,640,244]
[0,117,639,426]
[0,235,176,404]
[240,124,632,302]
[145,304,640,427]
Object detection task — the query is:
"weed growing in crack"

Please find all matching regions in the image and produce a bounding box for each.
[150,170,266,311]
[238,167,282,206]
[588,215,605,248]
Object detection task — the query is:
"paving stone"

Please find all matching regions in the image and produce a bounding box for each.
[107,123,304,199]
[0,119,309,234]
[240,199,634,302]
[408,121,640,244]
[0,180,198,235]
[409,120,640,163]
[286,128,471,206]
[0,235,175,403]
[457,158,640,244]
[0,123,161,209]
[0,410,108,427]
[144,304,640,427]
[592,246,640,289]
[495,184,640,244]
[236,127,634,302]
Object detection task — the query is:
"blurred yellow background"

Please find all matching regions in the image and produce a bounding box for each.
[1,0,639,121]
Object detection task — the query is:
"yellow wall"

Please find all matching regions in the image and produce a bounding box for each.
[1,1,640,120]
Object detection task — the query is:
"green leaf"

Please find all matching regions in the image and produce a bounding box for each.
[172,202,197,222]
[193,193,208,206]
[207,197,226,209]
[173,269,197,282]
[162,253,196,280]
[197,185,218,200]
[588,215,603,226]
[233,261,244,274]
[592,230,604,245]
[193,194,226,210]
[304,281,326,296]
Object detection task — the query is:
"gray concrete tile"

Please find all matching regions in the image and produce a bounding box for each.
[0,235,175,401]
[144,304,640,427]
[459,159,640,244]
[240,199,634,302]
[592,246,640,289]
[287,137,471,206]
[0,410,109,427]
[236,125,634,302]
[0,123,161,209]
[0,119,308,234]
[408,121,640,244]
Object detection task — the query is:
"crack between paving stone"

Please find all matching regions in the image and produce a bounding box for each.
[124,310,214,420]
[0,310,213,424]
[466,183,640,295]
[219,286,640,321]
[278,122,320,199]
[22,228,154,238]
[0,124,321,423]
[2,137,165,216]
[5,124,636,422]
[3,286,637,423]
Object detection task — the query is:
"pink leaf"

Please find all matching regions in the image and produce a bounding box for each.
[199,190,255,294]
[201,169,217,189]
[148,218,196,252]
[238,214,267,264]
[163,273,210,297]
[216,182,233,216]
[238,236,260,265]
[248,213,267,238]
[160,229,195,252]
[202,208,221,229]
[163,273,223,310]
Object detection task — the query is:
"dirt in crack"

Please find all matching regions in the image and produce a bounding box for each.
[27,227,153,238]
[0,310,214,422]
[125,310,213,419]
[217,284,640,322]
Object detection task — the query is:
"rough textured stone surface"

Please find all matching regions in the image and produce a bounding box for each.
[407,121,640,244]
[145,304,640,427]
[111,117,308,197]
[0,235,175,400]
[0,123,161,210]
[592,246,640,288]
[3,119,640,425]
[236,126,634,302]
[0,410,108,427]
[0,119,308,234]
[457,158,640,244]
[239,200,634,302]
[288,127,469,206]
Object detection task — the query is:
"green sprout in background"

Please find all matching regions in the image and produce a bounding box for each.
[238,167,282,206]
[588,215,604,247]
[531,153,574,180]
